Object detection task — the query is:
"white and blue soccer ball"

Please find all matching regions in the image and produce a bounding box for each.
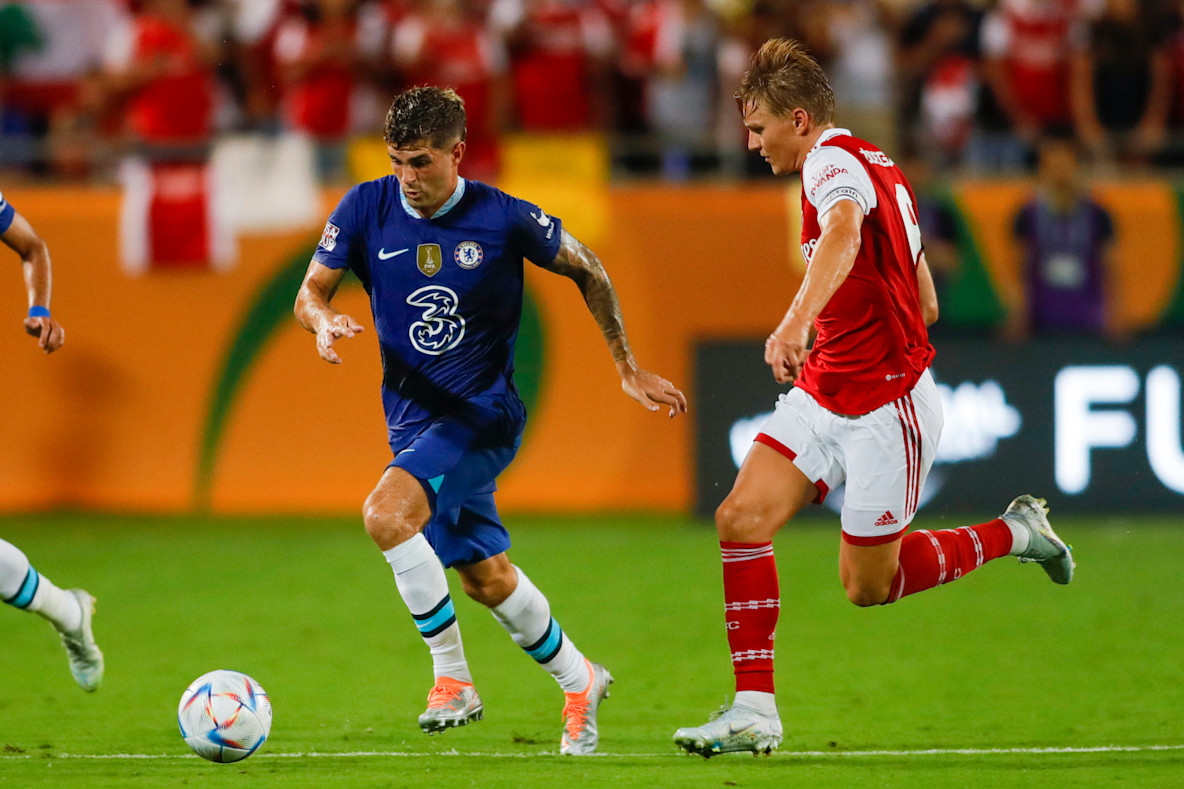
[178,670,272,763]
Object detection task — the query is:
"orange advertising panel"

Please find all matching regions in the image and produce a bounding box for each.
[0,184,795,514]
[1,179,1180,514]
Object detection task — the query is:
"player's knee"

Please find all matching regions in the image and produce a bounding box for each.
[362,496,418,548]
[459,570,513,608]
[843,579,891,607]
[715,496,774,542]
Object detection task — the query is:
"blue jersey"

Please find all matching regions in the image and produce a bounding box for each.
[0,191,14,234]
[313,177,563,449]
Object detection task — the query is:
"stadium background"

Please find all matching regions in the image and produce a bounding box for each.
[3,1,1184,782]
[2,137,1182,515]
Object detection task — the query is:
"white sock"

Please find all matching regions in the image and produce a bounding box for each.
[0,539,81,632]
[735,690,778,717]
[490,566,589,693]
[1004,518,1030,556]
[384,534,471,684]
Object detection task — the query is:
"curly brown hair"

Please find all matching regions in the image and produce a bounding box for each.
[383,86,467,149]
[735,38,834,124]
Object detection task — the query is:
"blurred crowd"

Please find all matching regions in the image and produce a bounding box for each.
[4,0,1184,182]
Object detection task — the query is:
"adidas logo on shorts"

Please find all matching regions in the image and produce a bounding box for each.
[875,511,898,528]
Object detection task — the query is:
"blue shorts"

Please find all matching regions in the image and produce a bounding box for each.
[389,394,523,568]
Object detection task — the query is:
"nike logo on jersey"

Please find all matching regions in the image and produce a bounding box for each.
[531,209,551,227]
[378,248,409,260]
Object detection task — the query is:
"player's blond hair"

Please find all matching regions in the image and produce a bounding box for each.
[735,38,834,124]
[384,86,467,149]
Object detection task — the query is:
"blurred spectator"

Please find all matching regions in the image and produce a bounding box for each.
[645,0,722,179]
[897,0,983,166]
[274,0,386,180]
[489,0,614,131]
[392,0,508,182]
[102,0,231,272]
[101,0,218,148]
[975,0,1098,172]
[219,0,286,131]
[807,0,899,153]
[0,0,124,175]
[1007,135,1118,340]
[1069,0,1171,166]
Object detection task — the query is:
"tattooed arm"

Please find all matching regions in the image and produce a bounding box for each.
[542,229,687,417]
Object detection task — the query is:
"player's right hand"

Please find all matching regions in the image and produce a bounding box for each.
[316,314,364,364]
[764,329,808,385]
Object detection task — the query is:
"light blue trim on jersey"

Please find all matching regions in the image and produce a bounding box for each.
[4,567,40,609]
[413,598,457,635]
[399,177,467,220]
[525,618,563,663]
[428,475,445,493]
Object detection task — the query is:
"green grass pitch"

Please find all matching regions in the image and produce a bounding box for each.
[0,512,1181,787]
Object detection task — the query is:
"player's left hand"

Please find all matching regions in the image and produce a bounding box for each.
[764,327,808,384]
[23,316,64,354]
[618,363,688,418]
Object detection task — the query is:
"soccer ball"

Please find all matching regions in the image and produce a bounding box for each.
[177,670,272,763]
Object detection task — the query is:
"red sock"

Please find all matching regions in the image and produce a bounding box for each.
[884,519,1013,604]
[721,541,779,694]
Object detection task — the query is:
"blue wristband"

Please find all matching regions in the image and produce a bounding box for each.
[28,306,50,318]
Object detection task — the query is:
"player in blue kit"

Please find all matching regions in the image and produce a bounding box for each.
[1,189,103,692]
[294,87,687,755]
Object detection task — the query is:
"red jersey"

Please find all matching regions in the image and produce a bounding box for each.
[109,14,214,143]
[795,129,935,416]
[981,0,1087,126]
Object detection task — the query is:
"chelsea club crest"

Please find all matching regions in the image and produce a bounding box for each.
[454,241,484,270]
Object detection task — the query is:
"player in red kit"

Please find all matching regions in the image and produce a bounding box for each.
[673,39,1075,758]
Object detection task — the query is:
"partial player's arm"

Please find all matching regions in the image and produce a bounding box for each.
[916,252,939,327]
[765,199,864,384]
[1,209,64,353]
[543,229,687,417]
[294,260,365,364]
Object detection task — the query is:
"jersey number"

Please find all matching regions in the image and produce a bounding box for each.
[895,184,924,267]
[406,286,466,356]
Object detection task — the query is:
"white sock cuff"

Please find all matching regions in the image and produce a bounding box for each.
[491,566,538,620]
[0,539,30,600]
[383,533,439,574]
[1004,519,1030,556]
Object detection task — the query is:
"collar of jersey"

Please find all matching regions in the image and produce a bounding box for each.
[399,177,467,220]
[807,128,852,158]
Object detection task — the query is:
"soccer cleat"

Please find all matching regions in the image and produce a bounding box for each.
[560,660,613,755]
[418,677,484,734]
[56,589,104,692]
[1002,495,1075,585]
[673,702,783,758]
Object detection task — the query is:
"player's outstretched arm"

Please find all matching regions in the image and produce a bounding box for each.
[765,199,863,384]
[1,210,63,353]
[544,230,687,418]
[294,260,364,364]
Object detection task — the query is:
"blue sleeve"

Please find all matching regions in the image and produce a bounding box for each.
[312,185,366,270]
[0,191,14,235]
[507,194,563,267]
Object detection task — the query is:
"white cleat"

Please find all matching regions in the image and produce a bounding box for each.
[1002,495,1074,585]
[57,589,104,692]
[673,702,783,758]
[418,677,484,734]
[560,660,613,755]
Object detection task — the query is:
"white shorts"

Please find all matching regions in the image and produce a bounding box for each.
[754,368,944,544]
